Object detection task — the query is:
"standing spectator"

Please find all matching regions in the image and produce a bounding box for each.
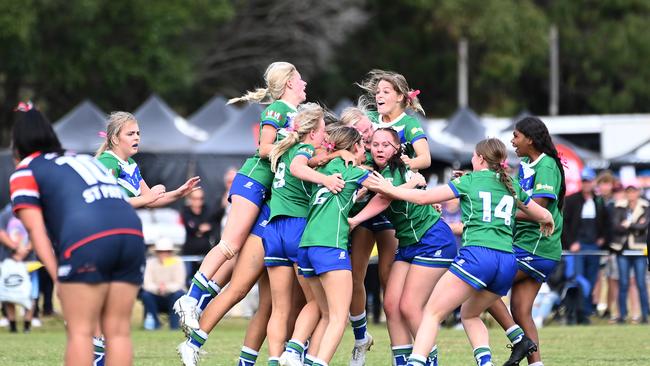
[611,185,650,324]
[595,171,619,321]
[562,167,608,319]
[180,188,216,282]
[141,237,187,330]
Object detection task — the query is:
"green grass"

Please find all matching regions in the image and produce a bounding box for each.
[1,317,649,365]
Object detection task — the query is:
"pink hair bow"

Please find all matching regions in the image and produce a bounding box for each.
[500,160,508,169]
[98,131,108,138]
[408,90,421,100]
[14,101,34,112]
[324,141,336,152]
[286,121,300,133]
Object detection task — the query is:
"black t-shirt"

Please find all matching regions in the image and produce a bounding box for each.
[181,205,217,256]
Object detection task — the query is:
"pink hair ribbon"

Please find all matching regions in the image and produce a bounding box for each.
[14,101,34,112]
[98,131,108,138]
[324,141,336,152]
[408,90,421,100]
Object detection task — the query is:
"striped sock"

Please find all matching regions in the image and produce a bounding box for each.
[407,354,427,366]
[304,354,316,365]
[473,346,492,366]
[93,336,105,366]
[350,312,368,342]
[311,357,328,366]
[505,325,524,344]
[188,272,211,303]
[392,345,413,366]
[188,328,208,349]
[238,346,258,365]
[197,279,221,313]
[285,339,306,356]
[268,357,280,366]
[427,345,438,366]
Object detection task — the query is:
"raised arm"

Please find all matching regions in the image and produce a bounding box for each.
[401,139,431,171]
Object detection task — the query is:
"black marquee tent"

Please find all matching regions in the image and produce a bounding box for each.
[53,100,107,153]
[442,107,486,145]
[134,94,198,153]
[188,95,233,136]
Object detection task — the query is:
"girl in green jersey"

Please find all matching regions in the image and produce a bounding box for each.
[357,70,431,171]
[177,62,323,366]
[341,108,398,366]
[349,128,456,366]
[263,103,342,365]
[297,127,375,366]
[366,138,554,366]
[487,117,566,366]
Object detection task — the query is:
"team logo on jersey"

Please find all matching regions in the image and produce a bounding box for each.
[536,183,554,192]
[434,250,442,257]
[265,110,283,122]
[452,177,461,184]
[58,265,72,277]
[411,127,424,135]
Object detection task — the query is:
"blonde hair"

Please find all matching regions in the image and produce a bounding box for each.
[269,103,324,172]
[474,138,522,208]
[326,126,362,153]
[95,111,137,157]
[228,62,297,105]
[357,69,424,115]
[340,107,367,127]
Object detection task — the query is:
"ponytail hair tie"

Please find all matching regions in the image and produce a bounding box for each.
[500,160,508,169]
[407,90,421,100]
[14,101,34,112]
[324,141,336,152]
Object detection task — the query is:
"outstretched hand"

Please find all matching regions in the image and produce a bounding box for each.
[177,176,201,197]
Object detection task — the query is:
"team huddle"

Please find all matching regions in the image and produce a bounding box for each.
[8,61,565,366]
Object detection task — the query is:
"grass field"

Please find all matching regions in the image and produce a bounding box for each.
[1,317,649,365]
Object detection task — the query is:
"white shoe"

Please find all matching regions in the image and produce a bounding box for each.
[177,341,201,366]
[31,318,42,327]
[0,318,9,327]
[173,295,200,335]
[279,350,303,366]
[350,333,374,366]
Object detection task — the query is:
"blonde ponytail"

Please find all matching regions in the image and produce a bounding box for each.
[228,62,297,105]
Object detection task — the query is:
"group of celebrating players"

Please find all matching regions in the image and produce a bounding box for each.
[8,60,565,366]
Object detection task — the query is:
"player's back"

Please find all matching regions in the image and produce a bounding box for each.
[11,152,141,251]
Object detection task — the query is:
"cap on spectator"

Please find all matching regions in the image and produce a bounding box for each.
[581,167,597,182]
[625,184,640,191]
[154,237,175,251]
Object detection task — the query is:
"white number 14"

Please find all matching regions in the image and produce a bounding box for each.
[478,191,514,225]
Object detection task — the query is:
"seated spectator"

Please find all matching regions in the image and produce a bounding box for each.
[141,237,186,330]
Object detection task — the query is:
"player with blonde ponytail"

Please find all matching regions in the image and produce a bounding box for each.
[264,103,345,366]
[176,62,312,366]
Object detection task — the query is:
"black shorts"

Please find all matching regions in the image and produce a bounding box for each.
[57,232,146,285]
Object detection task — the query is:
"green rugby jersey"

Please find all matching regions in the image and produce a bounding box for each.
[269,143,315,220]
[514,154,563,260]
[300,158,369,250]
[238,100,297,189]
[367,111,427,158]
[449,170,530,253]
[97,151,142,197]
[380,166,440,247]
